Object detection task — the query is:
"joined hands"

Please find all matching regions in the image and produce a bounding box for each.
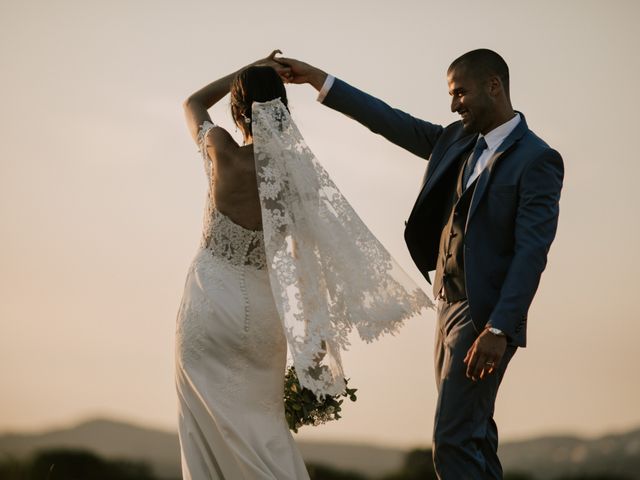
[253,49,292,80]
[268,54,328,91]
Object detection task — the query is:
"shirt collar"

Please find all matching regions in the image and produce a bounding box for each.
[479,113,521,151]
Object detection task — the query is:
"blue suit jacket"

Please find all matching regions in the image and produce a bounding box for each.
[322,78,564,347]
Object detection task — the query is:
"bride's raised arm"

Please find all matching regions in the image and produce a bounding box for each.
[182,50,290,144]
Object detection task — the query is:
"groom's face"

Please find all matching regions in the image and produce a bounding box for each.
[448,66,494,134]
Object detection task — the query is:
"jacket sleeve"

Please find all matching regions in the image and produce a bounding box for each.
[322,78,444,160]
[487,148,564,339]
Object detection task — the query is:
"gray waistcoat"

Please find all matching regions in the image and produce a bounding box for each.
[433,154,478,302]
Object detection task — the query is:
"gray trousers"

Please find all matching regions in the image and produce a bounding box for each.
[433,299,517,479]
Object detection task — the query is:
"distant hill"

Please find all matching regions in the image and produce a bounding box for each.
[0,418,403,479]
[0,418,639,479]
[0,418,181,479]
[499,429,640,479]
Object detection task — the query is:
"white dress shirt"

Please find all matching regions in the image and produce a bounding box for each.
[317,74,522,189]
[465,113,521,188]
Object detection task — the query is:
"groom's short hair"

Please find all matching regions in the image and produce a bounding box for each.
[448,49,510,96]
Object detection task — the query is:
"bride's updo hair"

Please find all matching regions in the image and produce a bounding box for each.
[230,66,288,137]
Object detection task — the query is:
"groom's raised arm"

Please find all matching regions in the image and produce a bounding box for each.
[321,76,444,160]
[278,58,444,160]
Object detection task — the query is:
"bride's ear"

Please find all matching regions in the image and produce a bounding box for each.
[237,118,252,143]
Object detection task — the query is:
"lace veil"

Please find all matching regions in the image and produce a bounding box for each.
[252,98,433,397]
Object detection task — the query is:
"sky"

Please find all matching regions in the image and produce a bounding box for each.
[1,0,639,449]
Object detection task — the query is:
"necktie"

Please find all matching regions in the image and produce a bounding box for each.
[462,136,488,188]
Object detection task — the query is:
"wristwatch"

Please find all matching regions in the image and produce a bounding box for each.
[487,327,506,337]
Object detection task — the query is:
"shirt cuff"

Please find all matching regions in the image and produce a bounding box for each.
[316,75,335,103]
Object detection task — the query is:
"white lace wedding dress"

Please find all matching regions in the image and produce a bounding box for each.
[174,123,309,479]
[175,100,431,479]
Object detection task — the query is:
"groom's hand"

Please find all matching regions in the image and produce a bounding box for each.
[252,49,292,79]
[464,329,507,382]
[273,56,328,91]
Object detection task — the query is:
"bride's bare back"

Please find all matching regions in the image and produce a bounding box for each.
[202,127,262,231]
[182,54,291,232]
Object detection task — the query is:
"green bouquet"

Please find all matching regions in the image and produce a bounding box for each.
[283,366,358,433]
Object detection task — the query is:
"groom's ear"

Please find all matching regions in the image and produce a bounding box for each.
[487,75,504,98]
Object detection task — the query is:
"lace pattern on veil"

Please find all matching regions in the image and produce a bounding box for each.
[252,99,433,397]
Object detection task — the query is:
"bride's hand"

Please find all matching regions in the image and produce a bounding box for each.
[273,57,328,91]
[253,50,292,80]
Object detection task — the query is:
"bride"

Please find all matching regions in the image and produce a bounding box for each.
[175,50,431,479]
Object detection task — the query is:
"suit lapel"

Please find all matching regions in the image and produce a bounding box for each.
[415,134,477,209]
[466,115,529,225]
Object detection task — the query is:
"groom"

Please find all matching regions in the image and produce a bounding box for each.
[278,49,563,478]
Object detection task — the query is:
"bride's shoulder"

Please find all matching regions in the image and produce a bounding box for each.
[201,125,240,162]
